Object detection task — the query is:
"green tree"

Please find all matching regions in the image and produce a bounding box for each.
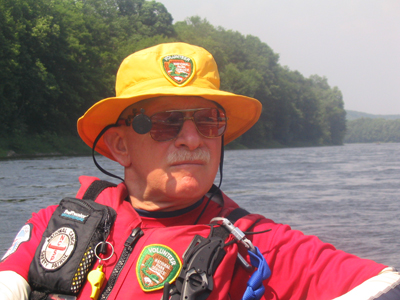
[345,118,400,143]
[0,0,175,139]
[0,0,20,134]
[310,75,346,145]
[1,8,347,153]
[172,17,347,148]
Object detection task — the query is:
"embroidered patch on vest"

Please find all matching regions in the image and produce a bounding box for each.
[1,224,32,260]
[161,55,195,86]
[136,244,182,292]
[40,227,76,270]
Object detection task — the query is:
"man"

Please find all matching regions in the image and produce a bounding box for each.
[1,42,399,300]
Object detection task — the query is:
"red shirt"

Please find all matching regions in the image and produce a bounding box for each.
[0,176,385,299]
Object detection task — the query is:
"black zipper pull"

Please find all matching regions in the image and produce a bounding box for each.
[99,227,144,300]
[100,207,113,254]
[124,227,144,250]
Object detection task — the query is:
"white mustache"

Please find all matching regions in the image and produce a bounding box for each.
[167,149,211,164]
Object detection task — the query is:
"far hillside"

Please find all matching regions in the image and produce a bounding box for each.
[346,110,400,121]
[345,110,400,143]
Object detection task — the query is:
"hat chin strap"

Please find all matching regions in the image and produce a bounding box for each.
[92,124,124,182]
[92,108,152,181]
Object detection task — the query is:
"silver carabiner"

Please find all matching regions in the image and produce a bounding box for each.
[210,217,255,252]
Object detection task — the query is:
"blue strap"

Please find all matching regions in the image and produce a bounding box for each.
[241,247,271,300]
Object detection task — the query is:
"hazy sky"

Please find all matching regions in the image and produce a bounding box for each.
[157,0,400,115]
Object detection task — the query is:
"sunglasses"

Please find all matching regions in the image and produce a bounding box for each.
[119,108,228,142]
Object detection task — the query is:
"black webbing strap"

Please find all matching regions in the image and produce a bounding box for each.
[82,180,117,201]
[226,207,250,223]
[30,291,48,300]
[205,184,224,207]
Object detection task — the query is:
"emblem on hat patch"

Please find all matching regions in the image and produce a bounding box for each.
[136,244,182,292]
[40,227,76,270]
[161,55,195,86]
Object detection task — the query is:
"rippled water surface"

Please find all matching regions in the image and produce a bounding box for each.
[1,143,399,268]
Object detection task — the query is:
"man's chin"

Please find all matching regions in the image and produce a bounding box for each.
[166,183,209,200]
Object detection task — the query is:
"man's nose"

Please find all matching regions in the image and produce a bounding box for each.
[174,119,203,150]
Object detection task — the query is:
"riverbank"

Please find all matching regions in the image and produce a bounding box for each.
[0,133,91,159]
[0,133,340,159]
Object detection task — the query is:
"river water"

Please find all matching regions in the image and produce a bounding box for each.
[0,143,399,268]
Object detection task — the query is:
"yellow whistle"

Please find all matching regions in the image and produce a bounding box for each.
[88,264,105,300]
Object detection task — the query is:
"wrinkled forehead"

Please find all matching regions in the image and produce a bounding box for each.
[119,96,222,119]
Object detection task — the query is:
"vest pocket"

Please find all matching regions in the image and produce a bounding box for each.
[28,197,117,297]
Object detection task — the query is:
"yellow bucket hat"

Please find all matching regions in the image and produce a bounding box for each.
[77,42,262,160]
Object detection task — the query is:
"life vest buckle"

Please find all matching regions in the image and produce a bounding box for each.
[167,234,226,300]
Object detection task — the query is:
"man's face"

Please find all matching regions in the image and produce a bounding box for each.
[121,96,222,211]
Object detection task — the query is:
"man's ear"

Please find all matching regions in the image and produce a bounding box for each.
[103,127,131,167]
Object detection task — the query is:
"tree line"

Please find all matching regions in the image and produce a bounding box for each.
[0,0,346,153]
[345,118,400,143]
[346,110,400,121]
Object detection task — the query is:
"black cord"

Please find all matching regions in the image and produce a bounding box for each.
[224,239,236,248]
[194,135,225,225]
[221,229,272,248]
[92,124,124,182]
[243,229,272,235]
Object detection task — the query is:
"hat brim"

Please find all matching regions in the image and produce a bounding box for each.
[77,86,262,161]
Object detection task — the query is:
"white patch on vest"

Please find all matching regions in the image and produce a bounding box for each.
[40,227,76,270]
[1,224,31,260]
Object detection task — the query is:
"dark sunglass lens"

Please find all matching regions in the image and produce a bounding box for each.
[194,109,227,137]
[150,111,183,141]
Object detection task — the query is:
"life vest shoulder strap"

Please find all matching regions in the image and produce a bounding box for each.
[81,179,117,201]
[226,207,250,223]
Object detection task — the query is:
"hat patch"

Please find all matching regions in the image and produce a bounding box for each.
[40,227,76,270]
[136,244,182,292]
[162,55,195,86]
[1,224,32,260]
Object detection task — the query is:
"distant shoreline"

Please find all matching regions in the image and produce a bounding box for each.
[346,110,400,121]
[0,134,91,159]
[0,136,347,160]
